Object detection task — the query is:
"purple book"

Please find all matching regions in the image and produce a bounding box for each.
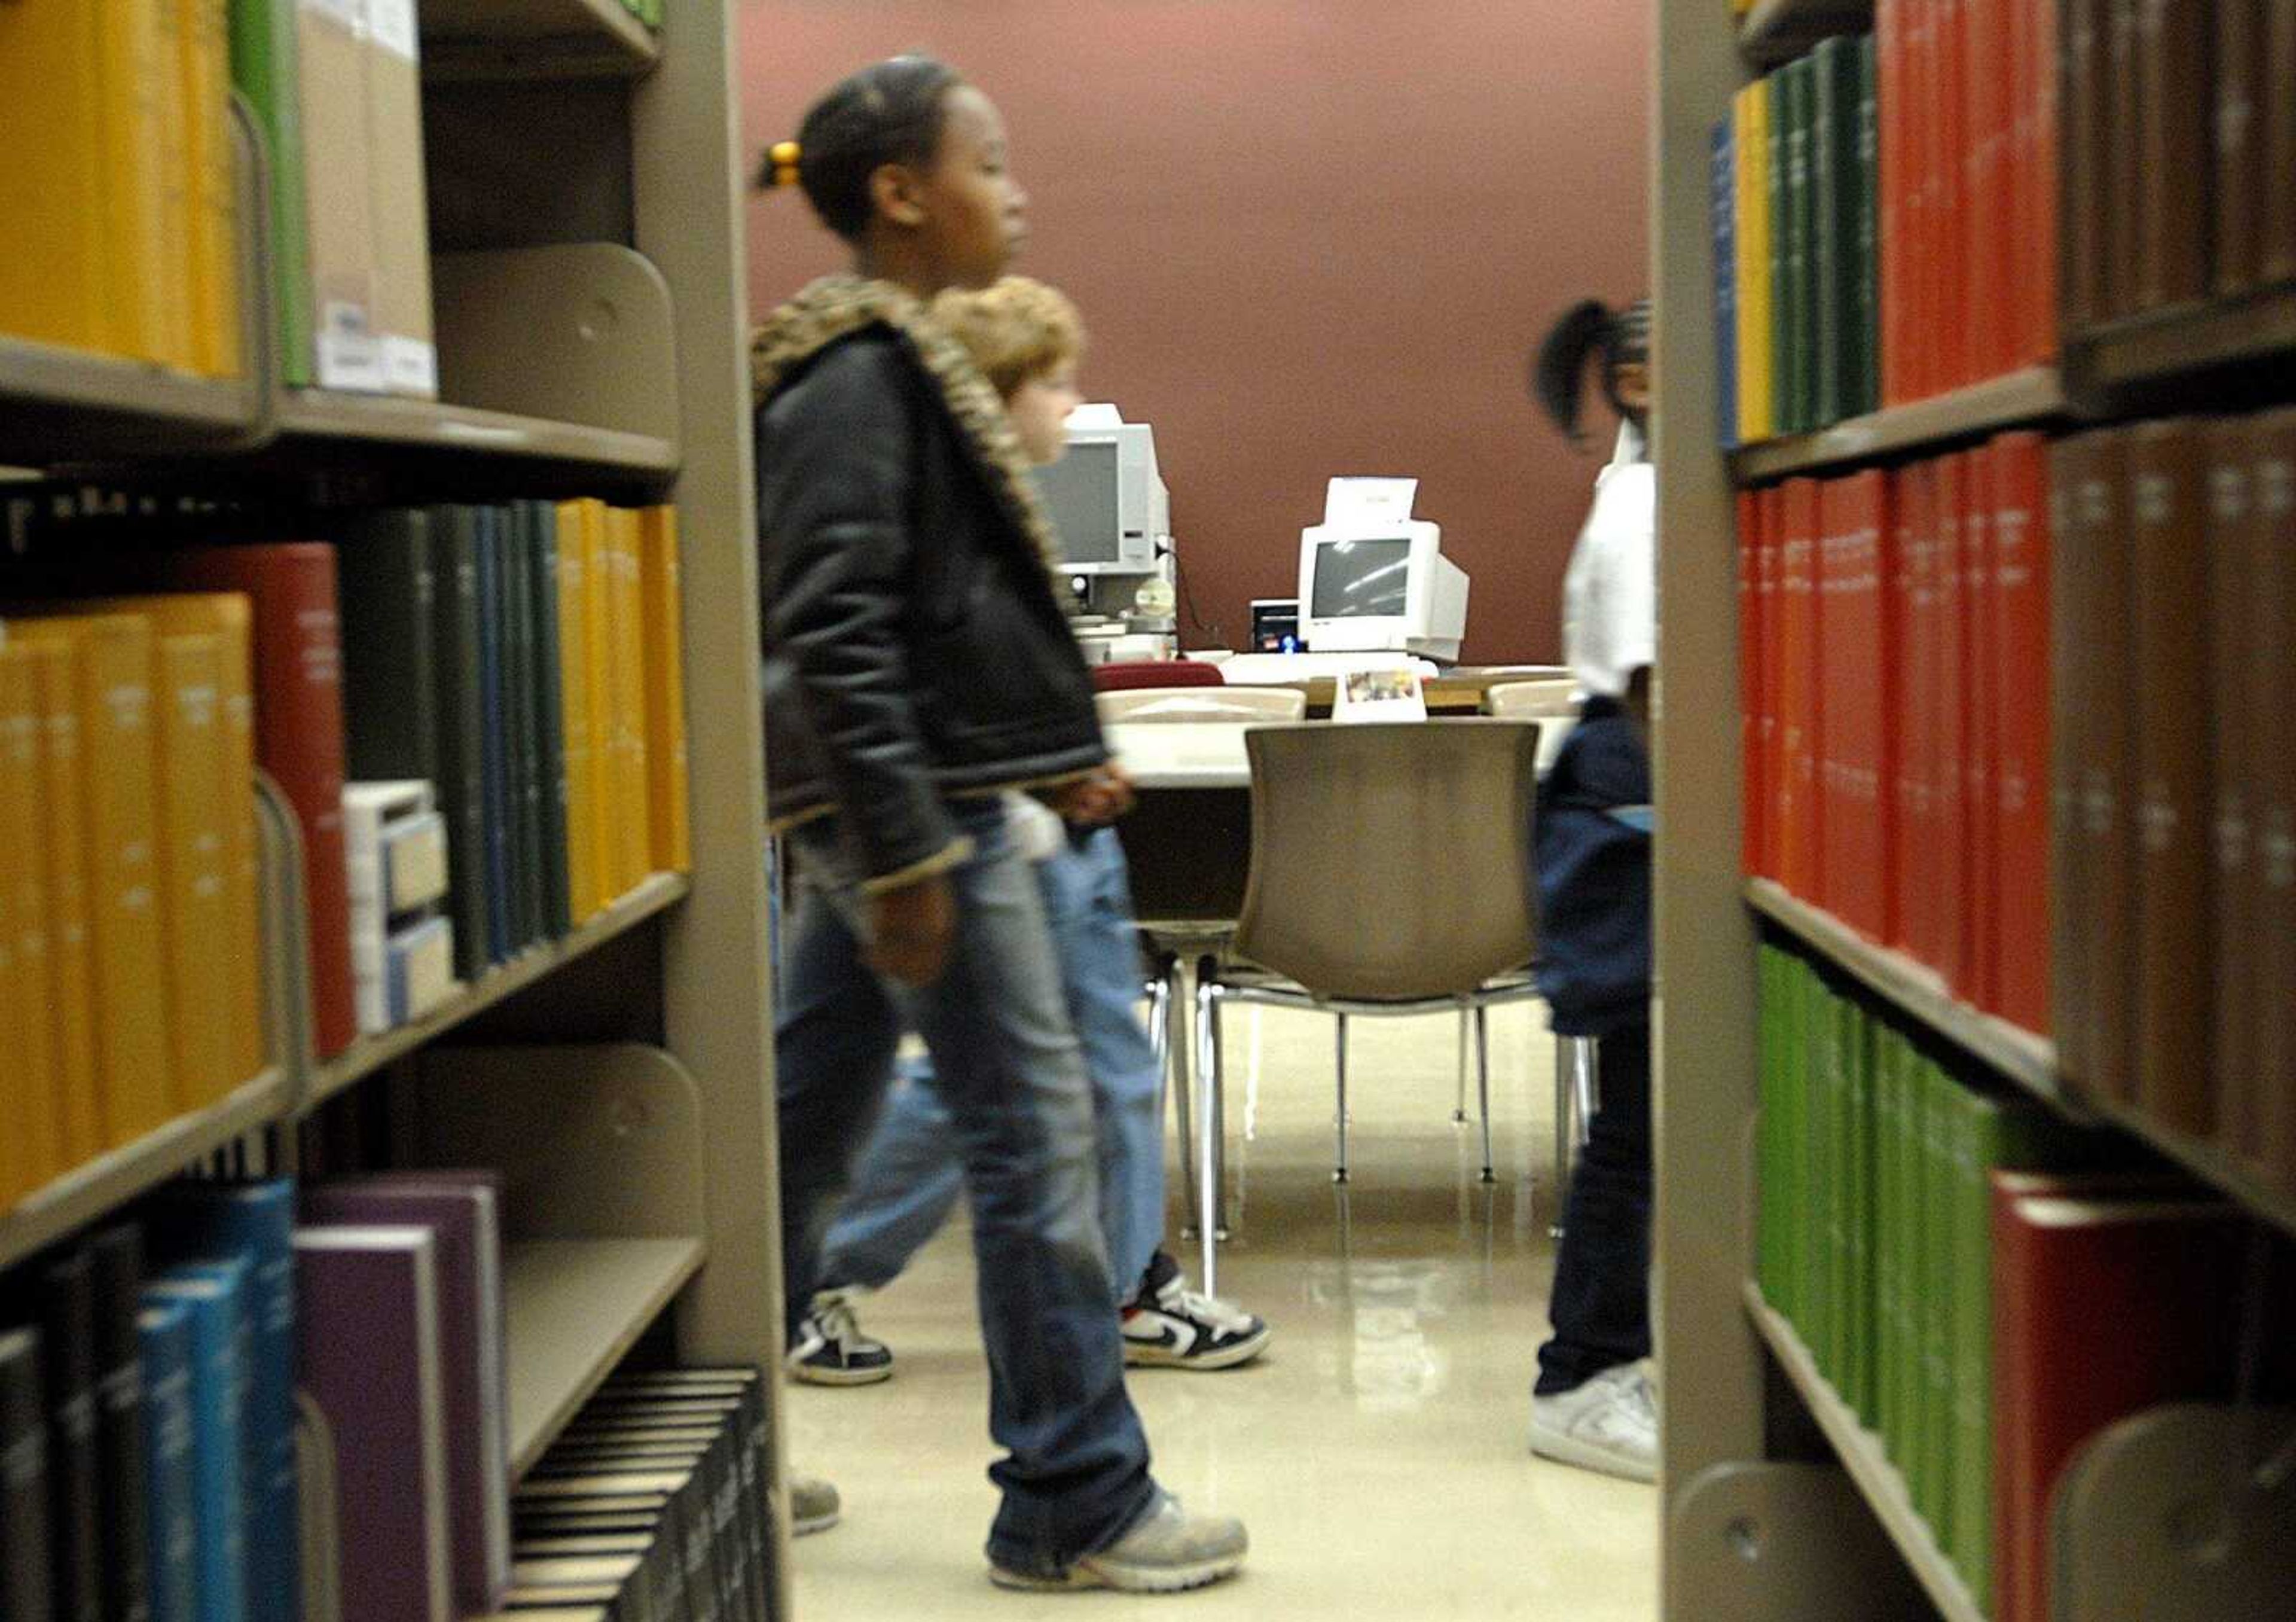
[302,1173,509,1615]
[293,1227,453,1622]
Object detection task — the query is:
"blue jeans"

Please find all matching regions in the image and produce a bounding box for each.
[816,828,1166,1306]
[774,802,1156,1572]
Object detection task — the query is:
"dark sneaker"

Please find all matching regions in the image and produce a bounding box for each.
[989,1490,1247,1593]
[1122,1256,1271,1371]
[784,1288,894,1386]
[791,1474,841,1536]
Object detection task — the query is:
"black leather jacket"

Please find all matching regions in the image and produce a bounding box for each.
[756,324,1107,889]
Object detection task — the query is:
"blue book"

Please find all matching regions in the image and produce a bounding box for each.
[1713,116,1739,451]
[475,507,513,964]
[149,1182,300,1622]
[139,1299,198,1622]
[142,1264,248,1622]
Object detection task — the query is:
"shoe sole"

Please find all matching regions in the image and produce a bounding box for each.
[1529,1426,1657,1484]
[1123,1325,1272,1371]
[793,1508,842,1537]
[988,1554,1244,1594]
[786,1359,894,1388]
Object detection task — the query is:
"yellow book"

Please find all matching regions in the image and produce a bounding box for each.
[1735,81,1776,444]
[578,501,619,907]
[92,0,173,362]
[9,616,173,1147]
[156,634,233,1110]
[26,642,103,1171]
[146,0,197,370]
[0,645,62,1200]
[54,595,261,1088]
[555,501,602,925]
[605,509,651,895]
[638,507,691,876]
[0,0,112,352]
[181,0,240,377]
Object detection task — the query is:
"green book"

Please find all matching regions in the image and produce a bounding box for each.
[1813,36,1864,428]
[333,509,440,787]
[504,505,546,950]
[1809,966,1837,1371]
[1757,948,1783,1306]
[1828,992,1855,1396]
[1846,1002,1876,1427]
[1787,956,1815,1335]
[1765,67,1790,440]
[1858,33,1880,416]
[426,507,491,982]
[1873,1028,1903,1464]
[1782,57,1817,436]
[524,502,573,938]
[230,0,315,388]
[1919,1060,1957,1548]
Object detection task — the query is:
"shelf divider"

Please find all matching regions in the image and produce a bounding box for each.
[505,1236,705,1478]
[1730,367,2066,483]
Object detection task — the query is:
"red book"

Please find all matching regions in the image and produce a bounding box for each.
[1934,452,1970,990]
[1782,479,1825,901]
[1815,480,1843,915]
[1740,489,1764,880]
[1965,444,2001,1011]
[1906,0,1938,400]
[1962,0,2014,382]
[1888,467,1921,951]
[1878,0,1909,406]
[1904,459,1943,971]
[2255,414,2296,1184]
[2022,0,2060,360]
[2203,422,2260,1160]
[1991,432,2053,1033]
[166,544,355,1058]
[1761,485,1790,883]
[1989,1189,2246,1622]
[1865,469,1902,947]
[1935,0,1970,392]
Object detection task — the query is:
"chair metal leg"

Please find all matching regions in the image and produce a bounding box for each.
[1474,1003,1494,1183]
[1453,1007,1470,1124]
[1573,1035,1600,1148]
[1195,971,1222,1295]
[1164,959,1199,1238]
[1333,1012,1350,1184]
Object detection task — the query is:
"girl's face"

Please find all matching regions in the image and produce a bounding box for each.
[911,86,1029,291]
[1007,361,1082,466]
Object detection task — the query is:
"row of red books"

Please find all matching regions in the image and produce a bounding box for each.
[1738,431,2052,1038]
[1875,0,2058,408]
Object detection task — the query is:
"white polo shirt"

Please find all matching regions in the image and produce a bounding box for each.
[1561,420,1657,700]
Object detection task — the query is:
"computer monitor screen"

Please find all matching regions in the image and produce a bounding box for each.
[1310,538,1412,619]
[1034,441,1123,566]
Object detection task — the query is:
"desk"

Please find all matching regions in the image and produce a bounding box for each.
[1209,664,1571,719]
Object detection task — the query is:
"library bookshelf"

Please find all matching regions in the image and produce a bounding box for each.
[0,0,790,1616]
[1656,1,2296,1618]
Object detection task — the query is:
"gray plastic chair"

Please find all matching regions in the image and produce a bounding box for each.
[1190,719,1543,1291]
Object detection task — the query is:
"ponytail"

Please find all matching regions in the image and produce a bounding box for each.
[1530,297,1653,446]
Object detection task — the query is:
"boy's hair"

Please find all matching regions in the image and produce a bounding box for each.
[767,56,963,243]
[1531,297,1651,445]
[932,278,1085,398]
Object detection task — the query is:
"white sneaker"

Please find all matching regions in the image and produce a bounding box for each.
[784,1288,893,1386]
[1122,1271,1271,1371]
[1529,1362,1658,1483]
[989,1490,1247,1593]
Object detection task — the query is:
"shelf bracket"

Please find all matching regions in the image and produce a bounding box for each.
[1668,1462,1934,1621]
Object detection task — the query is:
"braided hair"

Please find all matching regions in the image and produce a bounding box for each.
[1531,297,1651,446]
[755,56,964,243]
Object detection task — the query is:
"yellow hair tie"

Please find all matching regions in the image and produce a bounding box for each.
[765,140,802,188]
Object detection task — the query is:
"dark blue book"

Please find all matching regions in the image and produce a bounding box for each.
[1714,115,1739,451]
[38,1248,105,1622]
[149,1183,300,1622]
[88,1225,152,1622]
[0,1329,53,1622]
[144,1262,250,1622]
[475,508,513,964]
[138,1298,198,1622]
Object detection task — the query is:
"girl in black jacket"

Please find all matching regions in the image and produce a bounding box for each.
[752,57,1246,1593]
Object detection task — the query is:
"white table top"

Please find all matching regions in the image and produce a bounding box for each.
[1108,721,1256,789]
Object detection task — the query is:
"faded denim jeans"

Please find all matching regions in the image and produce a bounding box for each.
[774,799,1156,1572]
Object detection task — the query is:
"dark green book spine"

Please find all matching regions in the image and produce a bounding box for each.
[426,507,492,981]
[0,1328,54,1622]
[501,506,544,950]
[39,1250,104,1622]
[1766,67,1791,436]
[334,510,440,786]
[1785,56,1818,436]
[88,1227,149,1622]
[1815,36,1862,428]
[1858,33,1880,416]
[526,502,573,938]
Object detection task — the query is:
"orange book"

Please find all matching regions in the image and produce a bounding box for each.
[1758,485,1788,883]
[1990,433,2053,1034]
[24,641,103,1169]
[48,594,260,1087]
[555,501,602,924]
[2020,0,2060,361]
[579,501,619,905]
[1934,453,1970,992]
[7,616,172,1146]
[1814,480,1843,917]
[609,507,652,894]
[1964,444,1999,1010]
[1738,490,1764,880]
[639,507,691,876]
[0,644,61,1200]
[1781,478,1825,901]
[155,633,233,1110]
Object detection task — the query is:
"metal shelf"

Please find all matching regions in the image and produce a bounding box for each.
[1747,880,2063,1100]
[1731,367,2067,483]
[2076,1091,2296,1245]
[276,389,678,480]
[421,0,656,79]
[1738,0,1873,67]
[306,873,689,1110]
[1745,1283,1989,1622]
[0,1068,294,1273]
[506,1236,705,1479]
[2066,285,2296,393]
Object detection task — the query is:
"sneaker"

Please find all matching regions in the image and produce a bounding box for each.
[790,1474,841,1536]
[1122,1256,1271,1371]
[1529,1362,1658,1483]
[784,1288,894,1386]
[989,1490,1247,1593]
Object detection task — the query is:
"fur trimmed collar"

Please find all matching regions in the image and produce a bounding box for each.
[750,275,1064,579]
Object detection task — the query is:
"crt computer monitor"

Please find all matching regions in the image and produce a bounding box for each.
[1296,522,1470,662]
[1029,413,1168,576]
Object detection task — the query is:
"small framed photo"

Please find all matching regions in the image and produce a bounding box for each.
[1334,665,1428,724]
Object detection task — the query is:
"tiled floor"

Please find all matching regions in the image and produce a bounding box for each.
[784,1002,1659,1618]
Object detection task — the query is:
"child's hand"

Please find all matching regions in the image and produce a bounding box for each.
[866,875,955,986]
[1052,766,1135,827]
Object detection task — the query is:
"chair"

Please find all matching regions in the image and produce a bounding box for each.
[1092,658,1226,693]
[1486,677,1580,776]
[1190,719,1544,1291]
[1102,682,1309,1233]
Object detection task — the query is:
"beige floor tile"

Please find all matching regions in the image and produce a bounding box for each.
[786,1004,1659,1618]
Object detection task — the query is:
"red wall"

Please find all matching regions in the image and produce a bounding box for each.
[738,2,1650,664]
